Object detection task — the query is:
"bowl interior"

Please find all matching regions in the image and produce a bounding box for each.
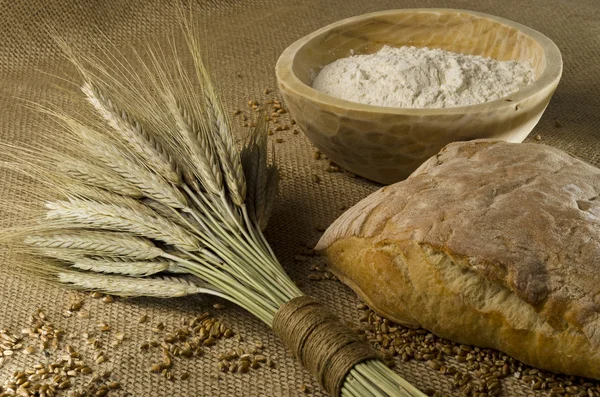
[293,10,547,88]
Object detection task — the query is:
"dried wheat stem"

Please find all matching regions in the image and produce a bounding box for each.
[184,245,287,305]
[184,180,239,230]
[175,209,277,295]
[238,205,299,298]
[163,252,277,323]
[181,188,296,302]
[183,185,266,265]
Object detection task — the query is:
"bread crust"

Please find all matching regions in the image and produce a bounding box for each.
[317,140,600,379]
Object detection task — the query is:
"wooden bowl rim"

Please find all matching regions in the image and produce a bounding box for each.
[276,8,563,116]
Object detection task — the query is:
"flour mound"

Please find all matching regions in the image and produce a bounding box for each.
[312,46,534,109]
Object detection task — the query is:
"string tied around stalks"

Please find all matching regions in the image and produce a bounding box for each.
[273,296,380,396]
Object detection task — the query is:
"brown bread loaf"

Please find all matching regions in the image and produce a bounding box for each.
[317,140,600,379]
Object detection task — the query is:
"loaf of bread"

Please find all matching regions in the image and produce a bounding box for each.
[317,140,600,379]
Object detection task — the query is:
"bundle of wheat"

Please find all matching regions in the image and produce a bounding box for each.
[0,16,424,397]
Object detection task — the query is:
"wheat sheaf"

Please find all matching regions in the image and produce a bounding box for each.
[0,14,424,397]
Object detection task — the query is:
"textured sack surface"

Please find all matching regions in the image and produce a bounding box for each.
[0,1,598,396]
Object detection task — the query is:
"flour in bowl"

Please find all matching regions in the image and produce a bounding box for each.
[312,45,535,109]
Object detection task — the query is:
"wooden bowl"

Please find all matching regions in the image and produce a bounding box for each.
[276,9,562,184]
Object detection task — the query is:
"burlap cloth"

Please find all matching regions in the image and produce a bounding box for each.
[0,0,598,396]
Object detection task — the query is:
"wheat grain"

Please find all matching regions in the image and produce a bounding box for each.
[82,82,181,185]
[24,231,164,260]
[44,198,201,251]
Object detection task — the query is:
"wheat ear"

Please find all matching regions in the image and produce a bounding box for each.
[170,102,223,195]
[38,250,183,276]
[82,82,182,185]
[124,43,223,196]
[200,82,246,206]
[24,230,164,260]
[240,117,268,225]
[176,24,245,204]
[76,124,188,209]
[57,271,204,297]
[259,165,280,231]
[57,158,144,198]
[45,111,186,209]
[69,258,174,277]
[44,198,201,251]
[64,182,151,209]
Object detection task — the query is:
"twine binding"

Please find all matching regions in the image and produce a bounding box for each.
[273,296,379,396]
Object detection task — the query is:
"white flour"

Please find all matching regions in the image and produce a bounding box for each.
[312,46,535,109]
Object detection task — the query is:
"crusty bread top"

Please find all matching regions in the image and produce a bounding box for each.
[317,140,600,343]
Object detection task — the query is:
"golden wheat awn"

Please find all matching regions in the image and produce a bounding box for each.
[0,17,426,397]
